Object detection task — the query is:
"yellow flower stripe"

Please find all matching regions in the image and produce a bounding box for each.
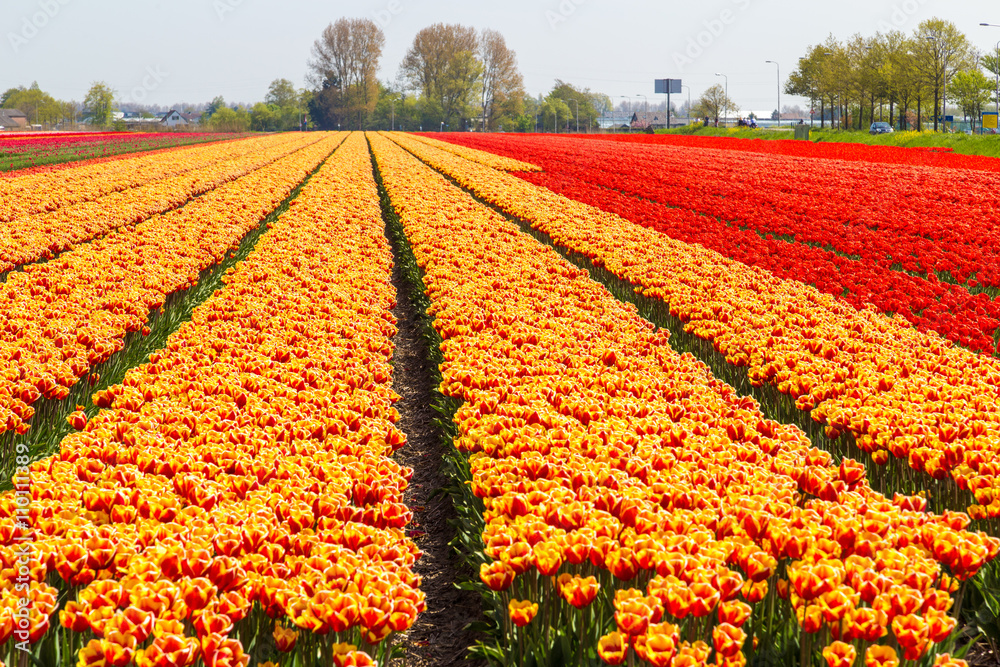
[386,131,1000,522]
[0,134,298,222]
[1,133,416,667]
[368,132,997,665]
[0,134,343,441]
[404,132,540,171]
[0,133,328,275]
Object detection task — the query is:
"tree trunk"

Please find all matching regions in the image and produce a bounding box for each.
[933,91,939,131]
[820,98,825,129]
[917,96,921,131]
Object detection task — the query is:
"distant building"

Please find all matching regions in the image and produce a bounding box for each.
[0,108,28,129]
[630,111,668,130]
[161,110,202,127]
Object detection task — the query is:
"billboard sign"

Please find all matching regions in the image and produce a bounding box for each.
[654,79,682,94]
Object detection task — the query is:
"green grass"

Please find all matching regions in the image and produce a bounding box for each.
[653,125,1000,158]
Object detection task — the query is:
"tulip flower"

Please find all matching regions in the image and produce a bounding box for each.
[597,631,629,665]
[508,599,539,627]
[558,574,600,608]
[822,641,856,667]
[865,645,899,667]
[712,622,746,658]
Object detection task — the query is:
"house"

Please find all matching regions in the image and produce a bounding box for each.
[630,111,668,130]
[0,108,29,129]
[161,109,202,127]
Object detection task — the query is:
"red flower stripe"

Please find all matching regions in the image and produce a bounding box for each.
[433,133,1000,354]
[389,132,1000,521]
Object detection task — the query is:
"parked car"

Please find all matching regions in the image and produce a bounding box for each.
[869,122,894,135]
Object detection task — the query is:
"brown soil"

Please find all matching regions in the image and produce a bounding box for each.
[388,254,489,667]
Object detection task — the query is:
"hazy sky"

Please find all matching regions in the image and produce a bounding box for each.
[4,0,1000,113]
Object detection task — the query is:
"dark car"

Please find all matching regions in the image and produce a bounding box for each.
[869,122,894,135]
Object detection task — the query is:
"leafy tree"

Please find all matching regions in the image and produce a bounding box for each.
[209,106,250,132]
[308,18,384,129]
[538,96,571,132]
[205,96,227,119]
[265,78,298,109]
[0,88,20,107]
[3,82,65,125]
[477,29,524,130]
[84,81,116,126]
[400,23,482,128]
[250,102,279,131]
[912,18,974,130]
[980,48,1000,113]
[550,81,601,132]
[693,84,737,125]
[950,69,992,125]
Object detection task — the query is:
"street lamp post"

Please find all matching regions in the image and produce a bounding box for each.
[714,73,728,126]
[765,60,780,126]
[981,24,1000,133]
[681,85,691,125]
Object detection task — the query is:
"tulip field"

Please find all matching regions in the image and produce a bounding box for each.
[0,132,248,173]
[4,131,1000,667]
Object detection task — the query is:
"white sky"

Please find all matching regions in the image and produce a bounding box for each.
[3,0,999,112]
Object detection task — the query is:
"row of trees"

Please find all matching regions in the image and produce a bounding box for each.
[306,19,526,131]
[1,79,309,131]
[787,18,995,131]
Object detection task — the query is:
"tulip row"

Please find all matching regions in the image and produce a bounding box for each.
[370,131,997,667]
[574,132,1000,173]
[0,133,344,467]
[0,131,246,174]
[521,165,998,355]
[0,133,326,276]
[1,132,418,667]
[403,133,540,172]
[388,132,1000,529]
[0,133,293,223]
[431,134,1000,354]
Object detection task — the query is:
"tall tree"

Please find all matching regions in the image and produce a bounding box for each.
[477,29,523,130]
[307,18,384,129]
[912,18,974,130]
[693,84,737,125]
[550,81,600,132]
[400,23,482,128]
[949,69,992,126]
[84,82,116,127]
[265,78,299,109]
[538,96,571,133]
[204,96,227,119]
